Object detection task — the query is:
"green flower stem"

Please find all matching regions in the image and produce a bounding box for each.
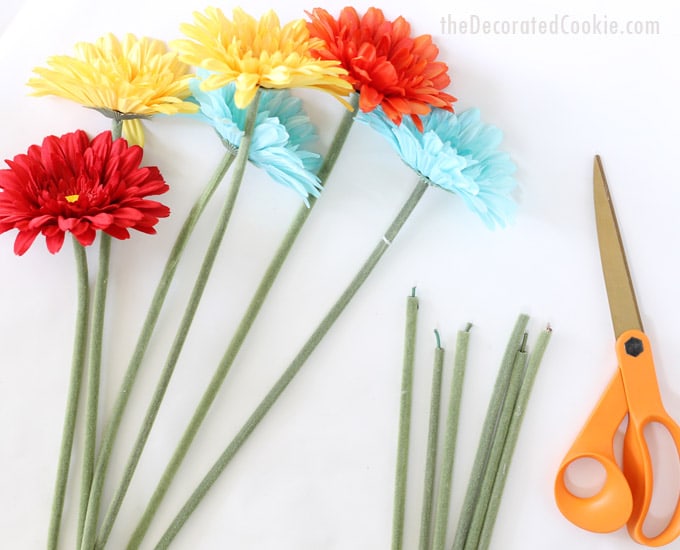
[463,336,528,550]
[451,313,529,550]
[391,289,419,550]
[47,239,90,550]
[111,118,123,141]
[77,232,111,546]
[417,331,444,550]
[93,91,263,550]
[123,95,358,549]
[151,176,430,549]
[79,136,237,548]
[477,327,552,550]
[79,105,122,539]
[93,96,267,549]
[431,324,472,550]
[78,121,122,547]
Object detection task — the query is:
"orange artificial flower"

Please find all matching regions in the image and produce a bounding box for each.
[307,6,456,131]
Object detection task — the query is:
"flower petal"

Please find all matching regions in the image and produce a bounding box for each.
[13,230,39,256]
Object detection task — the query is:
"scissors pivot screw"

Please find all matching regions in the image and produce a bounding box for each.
[624,336,644,357]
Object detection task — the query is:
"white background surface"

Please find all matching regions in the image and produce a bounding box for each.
[1,0,679,549]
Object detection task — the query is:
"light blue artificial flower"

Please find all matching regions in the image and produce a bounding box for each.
[189,71,322,204]
[357,107,517,228]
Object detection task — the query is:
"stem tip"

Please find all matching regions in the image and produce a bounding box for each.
[434,329,441,349]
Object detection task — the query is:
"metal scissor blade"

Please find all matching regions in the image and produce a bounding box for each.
[593,155,643,338]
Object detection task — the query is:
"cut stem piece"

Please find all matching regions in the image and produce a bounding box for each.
[392,290,419,550]
[431,323,472,550]
[477,327,552,550]
[418,331,445,550]
[452,314,529,550]
[463,335,528,550]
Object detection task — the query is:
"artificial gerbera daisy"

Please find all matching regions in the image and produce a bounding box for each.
[357,107,516,228]
[189,70,322,203]
[307,7,456,131]
[170,7,354,108]
[0,130,169,255]
[28,34,198,145]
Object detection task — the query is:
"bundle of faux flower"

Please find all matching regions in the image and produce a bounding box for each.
[139,106,518,549]
[109,7,473,547]
[24,32,207,550]
[115,11,521,547]
[0,5,530,549]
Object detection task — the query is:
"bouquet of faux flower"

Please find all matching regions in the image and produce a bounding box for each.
[0,6,547,549]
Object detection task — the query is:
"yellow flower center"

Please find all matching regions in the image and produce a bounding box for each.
[65,194,80,203]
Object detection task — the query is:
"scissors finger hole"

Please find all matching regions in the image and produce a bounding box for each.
[641,422,680,539]
[564,457,607,498]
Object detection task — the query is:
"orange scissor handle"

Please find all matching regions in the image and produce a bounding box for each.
[555,372,633,533]
[616,329,680,546]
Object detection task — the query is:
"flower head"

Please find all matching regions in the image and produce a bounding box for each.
[307,7,456,131]
[28,34,199,145]
[190,71,322,203]
[358,108,516,228]
[0,130,170,255]
[170,7,354,109]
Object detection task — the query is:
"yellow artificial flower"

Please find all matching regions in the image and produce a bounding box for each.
[170,7,354,108]
[28,34,199,145]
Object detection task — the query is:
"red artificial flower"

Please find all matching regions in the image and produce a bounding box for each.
[307,6,456,131]
[0,130,169,255]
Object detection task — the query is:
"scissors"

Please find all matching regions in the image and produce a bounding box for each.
[554,156,680,546]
